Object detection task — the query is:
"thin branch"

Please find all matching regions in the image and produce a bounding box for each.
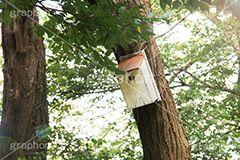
[170,84,190,89]
[185,70,239,96]
[223,123,239,127]
[169,67,239,96]
[225,126,240,134]
[65,87,120,99]
[156,12,191,38]
[169,61,195,84]
[37,1,64,12]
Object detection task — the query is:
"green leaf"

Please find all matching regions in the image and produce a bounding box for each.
[9,0,18,3]
[141,33,150,44]
[185,4,194,13]
[53,45,61,55]
[93,51,104,66]
[3,9,11,26]
[114,67,125,75]
[63,43,70,53]
[0,12,3,23]
[121,7,128,18]
[103,57,116,68]
[160,1,167,11]
[22,0,30,10]
[172,1,181,9]
[191,0,199,10]
[165,0,172,7]
[128,5,142,17]
[67,27,74,42]
[49,16,58,25]
[95,30,102,42]
[34,24,45,37]
[176,14,181,20]
[105,50,112,57]
[0,2,5,9]
[199,1,209,12]
[75,53,81,64]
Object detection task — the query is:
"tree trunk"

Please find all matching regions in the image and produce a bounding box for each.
[0,6,48,160]
[114,0,191,159]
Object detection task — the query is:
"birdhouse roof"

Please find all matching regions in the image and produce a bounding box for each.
[118,54,144,72]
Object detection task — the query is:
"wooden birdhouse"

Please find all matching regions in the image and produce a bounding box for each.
[117,50,161,110]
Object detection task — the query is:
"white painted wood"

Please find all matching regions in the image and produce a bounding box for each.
[140,52,161,102]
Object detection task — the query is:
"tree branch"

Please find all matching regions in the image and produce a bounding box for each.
[184,70,239,96]
[156,12,191,38]
[65,87,120,99]
[169,61,195,84]
[169,66,239,96]
[223,123,239,127]
[225,126,240,134]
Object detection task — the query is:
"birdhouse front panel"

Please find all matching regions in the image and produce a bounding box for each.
[117,51,161,110]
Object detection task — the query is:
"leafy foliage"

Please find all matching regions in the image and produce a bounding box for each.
[36,0,155,73]
[159,12,240,159]
[47,95,143,159]
[158,0,210,12]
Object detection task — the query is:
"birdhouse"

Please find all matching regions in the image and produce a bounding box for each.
[117,50,161,110]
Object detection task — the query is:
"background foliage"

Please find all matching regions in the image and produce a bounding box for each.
[160,13,240,158]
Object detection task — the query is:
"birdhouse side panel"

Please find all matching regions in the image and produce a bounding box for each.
[140,58,161,102]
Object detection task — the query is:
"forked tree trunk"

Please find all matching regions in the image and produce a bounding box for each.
[114,0,191,159]
[0,6,48,160]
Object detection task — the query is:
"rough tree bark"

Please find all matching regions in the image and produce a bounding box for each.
[114,0,191,159]
[0,5,48,160]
